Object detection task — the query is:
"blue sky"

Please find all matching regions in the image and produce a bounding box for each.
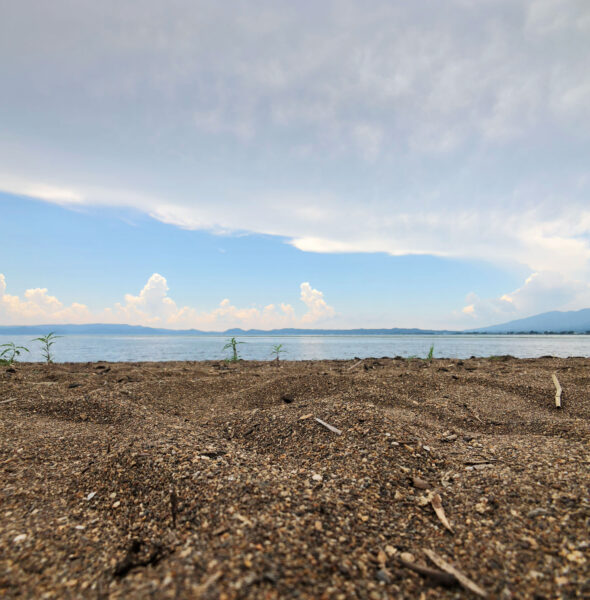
[1,1,589,330]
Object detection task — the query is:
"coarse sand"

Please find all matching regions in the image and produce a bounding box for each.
[1,357,589,598]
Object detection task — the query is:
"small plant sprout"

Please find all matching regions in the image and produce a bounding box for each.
[32,332,62,364]
[0,342,29,365]
[427,344,434,361]
[271,343,286,363]
[222,337,244,362]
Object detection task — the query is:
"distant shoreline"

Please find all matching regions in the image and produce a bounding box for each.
[1,324,590,336]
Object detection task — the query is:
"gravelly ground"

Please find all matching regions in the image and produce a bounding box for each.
[0,357,588,599]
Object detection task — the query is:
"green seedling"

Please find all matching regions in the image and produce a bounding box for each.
[0,342,29,365]
[223,337,244,362]
[32,332,62,364]
[427,344,434,361]
[271,343,286,362]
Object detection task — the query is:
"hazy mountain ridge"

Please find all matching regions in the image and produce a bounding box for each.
[0,324,457,336]
[1,309,589,335]
[470,308,590,334]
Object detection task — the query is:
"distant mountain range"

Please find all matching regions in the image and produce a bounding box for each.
[468,308,590,334]
[0,323,456,336]
[0,308,589,335]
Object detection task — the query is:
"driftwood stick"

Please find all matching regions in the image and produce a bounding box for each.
[424,550,487,597]
[347,359,364,372]
[552,373,562,408]
[0,398,17,405]
[194,571,222,595]
[399,557,456,586]
[315,418,342,435]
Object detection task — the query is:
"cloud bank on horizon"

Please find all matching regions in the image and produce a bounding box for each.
[0,273,335,330]
[1,0,589,326]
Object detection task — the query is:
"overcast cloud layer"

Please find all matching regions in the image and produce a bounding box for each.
[1,0,589,324]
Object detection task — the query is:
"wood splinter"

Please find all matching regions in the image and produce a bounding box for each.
[552,373,562,408]
[431,493,454,533]
[399,556,456,587]
[315,418,342,435]
[346,359,364,372]
[424,549,487,598]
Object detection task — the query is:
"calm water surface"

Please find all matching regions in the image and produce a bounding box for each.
[2,334,590,362]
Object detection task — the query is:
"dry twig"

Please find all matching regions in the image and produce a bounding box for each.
[346,359,364,372]
[424,549,487,597]
[314,418,342,435]
[399,556,456,586]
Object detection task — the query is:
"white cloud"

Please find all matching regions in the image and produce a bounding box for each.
[299,282,336,324]
[1,0,589,278]
[460,271,590,325]
[0,175,84,204]
[0,274,92,324]
[102,273,180,325]
[0,273,335,330]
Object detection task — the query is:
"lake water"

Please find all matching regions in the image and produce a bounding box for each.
[2,334,590,362]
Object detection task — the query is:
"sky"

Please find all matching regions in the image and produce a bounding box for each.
[1,0,589,330]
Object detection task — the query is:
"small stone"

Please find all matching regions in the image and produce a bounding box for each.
[312,473,323,482]
[412,476,429,490]
[263,572,278,584]
[13,534,27,543]
[376,569,392,584]
[527,508,549,518]
[566,550,586,564]
[400,552,414,563]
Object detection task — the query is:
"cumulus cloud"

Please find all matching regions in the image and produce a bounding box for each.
[106,273,179,325]
[0,274,92,324]
[0,273,335,330]
[299,282,336,324]
[1,0,589,280]
[460,271,590,326]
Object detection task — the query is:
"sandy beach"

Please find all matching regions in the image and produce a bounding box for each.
[1,357,588,598]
